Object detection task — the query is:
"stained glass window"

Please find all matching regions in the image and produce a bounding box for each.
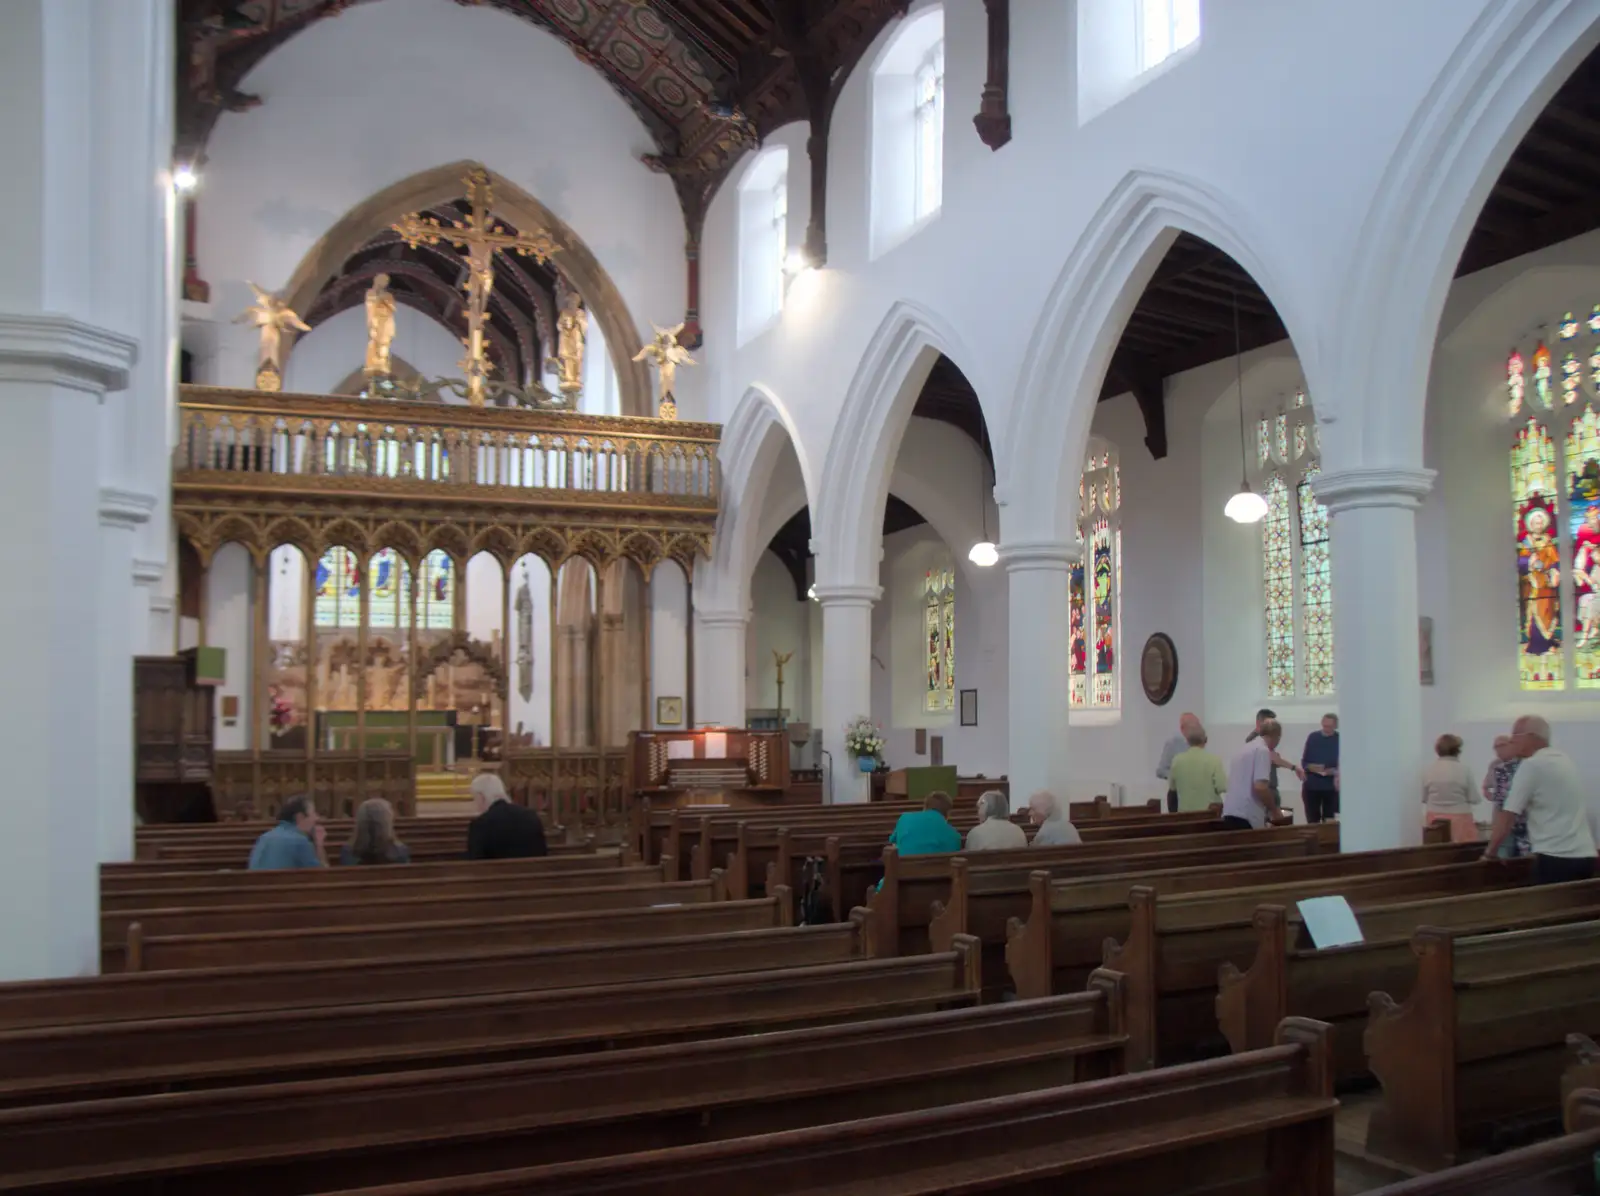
[1262,475,1295,698]
[923,568,955,713]
[419,550,456,631]
[367,549,412,630]
[314,547,362,629]
[1069,446,1122,709]
[1250,391,1329,698]
[1499,314,1600,693]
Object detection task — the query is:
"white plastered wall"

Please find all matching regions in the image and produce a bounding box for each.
[281,305,466,396]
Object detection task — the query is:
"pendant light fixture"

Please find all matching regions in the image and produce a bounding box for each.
[968,412,998,566]
[1223,285,1269,524]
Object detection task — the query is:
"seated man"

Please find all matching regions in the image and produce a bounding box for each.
[248,794,327,870]
[888,790,963,857]
[1027,791,1083,846]
[965,789,1027,850]
[466,771,549,860]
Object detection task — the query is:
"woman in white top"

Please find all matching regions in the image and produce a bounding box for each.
[964,790,1028,850]
[1423,733,1482,842]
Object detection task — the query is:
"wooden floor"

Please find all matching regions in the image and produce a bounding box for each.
[1335,1092,1419,1195]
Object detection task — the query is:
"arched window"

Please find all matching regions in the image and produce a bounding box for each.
[1250,390,1333,698]
[923,567,955,713]
[737,147,788,344]
[1069,446,1122,709]
[869,5,944,258]
[312,547,454,631]
[1506,316,1600,690]
[1078,0,1201,124]
[1138,0,1201,71]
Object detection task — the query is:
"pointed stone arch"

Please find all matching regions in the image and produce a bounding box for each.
[1004,167,1313,548]
[812,299,991,587]
[1327,0,1600,467]
[278,160,652,416]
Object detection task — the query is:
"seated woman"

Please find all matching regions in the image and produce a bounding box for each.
[340,797,411,865]
[1422,733,1481,843]
[965,790,1027,849]
[889,790,963,857]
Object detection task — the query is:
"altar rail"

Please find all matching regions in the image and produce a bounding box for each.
[504,747,629,837]
[175,386,720,503]
[213,751,417,820]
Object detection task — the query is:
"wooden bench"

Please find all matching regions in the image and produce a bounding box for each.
[125,889,791,971]
[103,874,727,965]
[0,983,1128,1194]
[100,861,672,914]
[870,823,1331,957]
[639,801,921,870]
[1100,860,1527,1071]
[302,1018,1338,1196]
[1365,919,1600,1168]
[933,840,1482,996]
[1218,870,1591,1079]
[1363,1090,1600,1195]
[8,914,846,1029]
[0,942,982,1108]
[128,836,598,869]
[99,849,624,896]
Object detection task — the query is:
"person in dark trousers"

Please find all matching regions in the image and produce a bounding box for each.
[1299,713,1340,823]
[466,772,549,860]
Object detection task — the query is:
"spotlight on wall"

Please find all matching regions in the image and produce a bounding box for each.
[807,584,818,601]
[783,246,814,278]
[967,540,999,567]
[173,163,199,193]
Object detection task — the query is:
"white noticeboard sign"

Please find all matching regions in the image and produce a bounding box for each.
[1297,896,1364,949]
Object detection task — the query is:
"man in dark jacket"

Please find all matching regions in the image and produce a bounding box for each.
[466,772,548,860]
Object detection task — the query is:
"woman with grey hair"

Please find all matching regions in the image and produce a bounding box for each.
[965,789,1027,850]
[340,797,410,865]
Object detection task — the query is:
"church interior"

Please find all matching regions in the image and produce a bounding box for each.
[7,0,1600,1191]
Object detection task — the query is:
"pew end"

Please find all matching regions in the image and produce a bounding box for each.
[1566,1085,1600,1134]
[772,884,794,927]
[1003,870,1053,1001]
[927,857,968,954]
[866,845,900,956]
[124,922,144,974]
[1364,927,1461,1170]
[1086,967,1133,1075]
[1562,1035,1600,1117]
[1215,904,1290,1057]
[1101,884,1158,1071]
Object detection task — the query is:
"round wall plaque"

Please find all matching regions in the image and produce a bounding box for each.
[1140,633,1179,706]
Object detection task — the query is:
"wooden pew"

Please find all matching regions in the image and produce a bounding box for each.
[1365,919,1600,1168]
[103,874,726,964]
[1363,1090,1600,1195]
[871,823,1330,956]
[641,802,920,870]
[1100,860,1527,1071]
[1218,872,1595,1080]
[125,889,790,972]
[99,849,624,896]
[100,861,671,913]
[0,983,1130,1195]
[0,942,983,1108]
[302,1018,1338,1196]
[10,916,861,1030]
[129,837,599,870]
[935,840,1483,996]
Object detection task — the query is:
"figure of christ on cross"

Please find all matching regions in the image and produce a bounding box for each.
[392,168,559,405]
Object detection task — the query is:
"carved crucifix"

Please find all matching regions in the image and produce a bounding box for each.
[393,168,558,405]
[772,648,795,724]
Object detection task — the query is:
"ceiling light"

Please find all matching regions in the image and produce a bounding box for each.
[968,541,998,567]
[1223,284,1266,523]
[1224,486,1269,524]
[173,164,199,193]
[807,584,818,601]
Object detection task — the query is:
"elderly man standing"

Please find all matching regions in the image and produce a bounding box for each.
[1027,791,1083,846]
[1299,713,1341,824]
[966,790,1027,850]
[1156,712,1202,813]
[1223,719,1286,831]
[1484,715,1597,884]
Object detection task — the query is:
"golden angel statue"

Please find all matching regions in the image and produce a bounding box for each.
[632,321,696,418]
[234,282,310,391]
[364,273,397,379]
[555,291,587,397]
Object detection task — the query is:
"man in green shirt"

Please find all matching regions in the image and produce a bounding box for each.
[1169,724,1228,812]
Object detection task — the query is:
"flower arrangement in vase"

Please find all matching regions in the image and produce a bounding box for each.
[843,715,885,773]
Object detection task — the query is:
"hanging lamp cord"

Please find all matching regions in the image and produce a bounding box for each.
[1233,287,1248,486]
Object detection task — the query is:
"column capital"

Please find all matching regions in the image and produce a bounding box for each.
[697,609,749,630]
[132,557,166,586]
[0,313,138,395]
[999,539,1080,572]
[98,487,156,531]
[811,583,881,608]
[1312,466,1435,514]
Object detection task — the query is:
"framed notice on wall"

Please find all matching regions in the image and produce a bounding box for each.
[959,689,978,727]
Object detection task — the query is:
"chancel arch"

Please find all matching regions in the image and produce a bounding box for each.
[276,161,653,416]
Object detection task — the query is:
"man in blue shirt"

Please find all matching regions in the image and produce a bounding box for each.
[1299,713,1340,824]
[248,794,327,870]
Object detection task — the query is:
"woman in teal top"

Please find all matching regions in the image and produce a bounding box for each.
[888,791,963,856]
